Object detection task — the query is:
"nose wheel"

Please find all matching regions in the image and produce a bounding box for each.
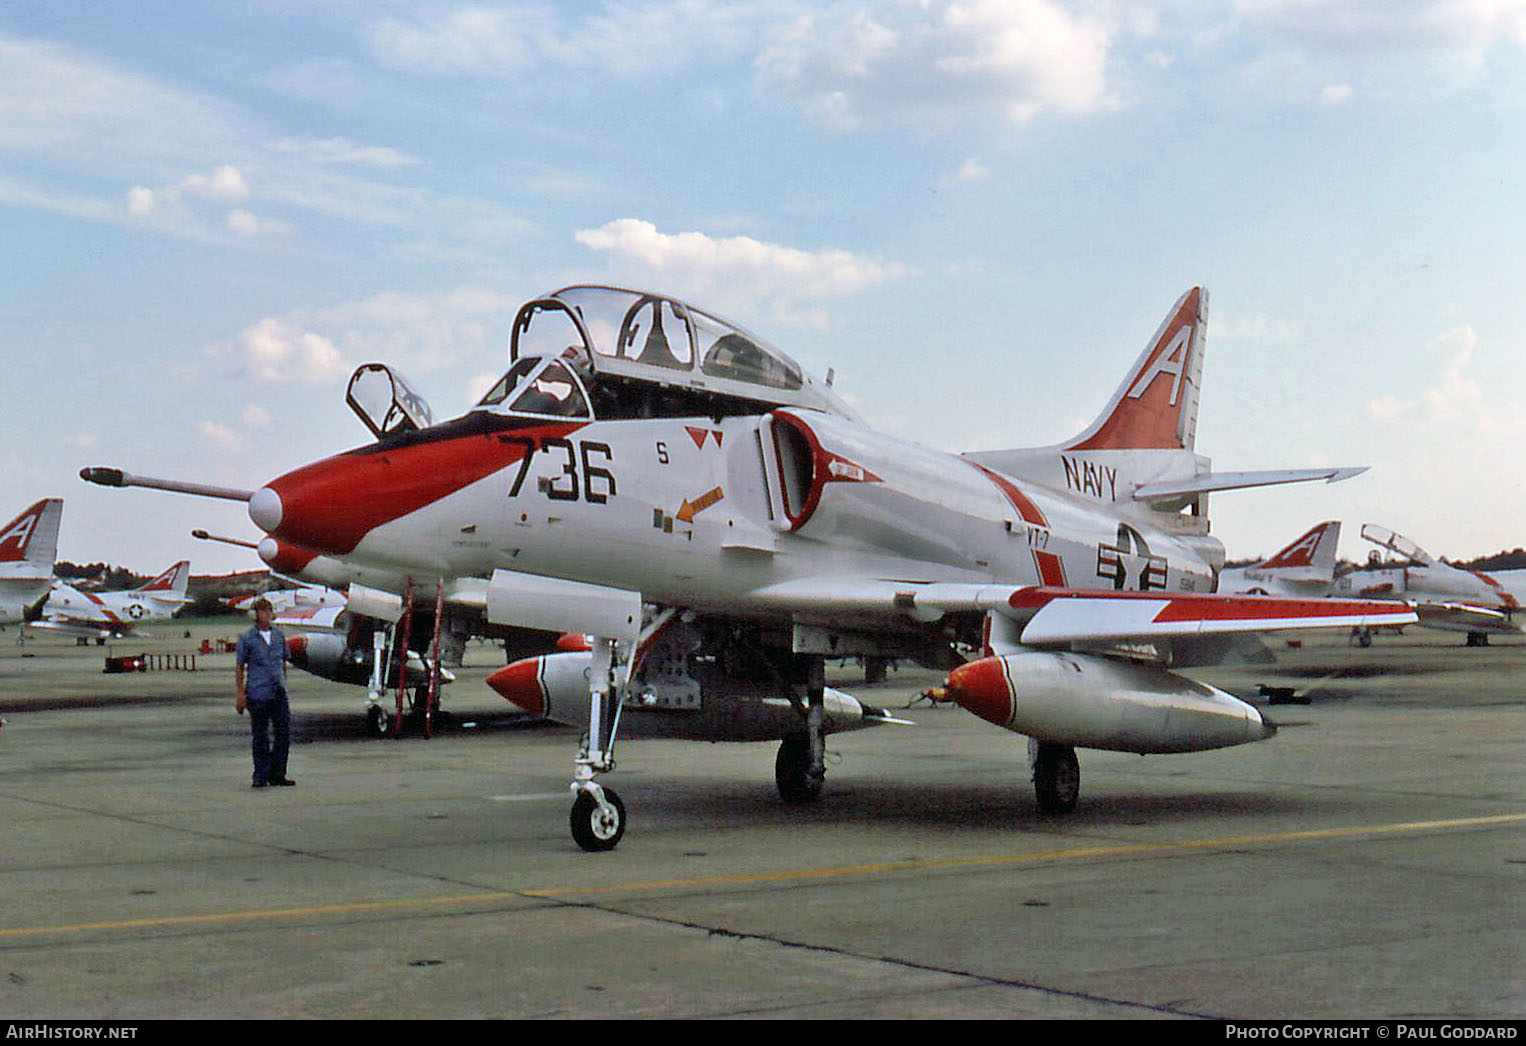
[570,786,626,852]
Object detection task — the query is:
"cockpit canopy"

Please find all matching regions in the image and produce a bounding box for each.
[478,286,857,422]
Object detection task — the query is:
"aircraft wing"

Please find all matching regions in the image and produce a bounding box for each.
[1004,589,1415,644]
[272,604,349,630]
[1411,600,1520,635]
[745,579,1417,641]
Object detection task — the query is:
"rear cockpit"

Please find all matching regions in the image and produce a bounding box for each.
[477,285,857,422]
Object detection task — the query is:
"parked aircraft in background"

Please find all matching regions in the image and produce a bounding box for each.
[1334,524,1520,645]
[0,498,64,628]
[89,285,1415,849]
[1219,521,1342,598]
[32,560,191,642]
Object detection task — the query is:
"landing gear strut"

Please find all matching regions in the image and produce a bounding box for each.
[570,636,628,851]
[776,655,828,802]
[1032,740,1080,814]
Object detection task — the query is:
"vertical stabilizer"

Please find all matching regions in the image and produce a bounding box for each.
[1258,521,1341,579]
[1064,287,1207,452]
[135,559,191,597]
[0,499,63,570]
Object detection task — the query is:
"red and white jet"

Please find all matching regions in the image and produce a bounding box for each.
[1334,524,1521,645]
[90,285,1414,849]
[33,560,192,642]
[1219,521,1343,598]
[0,498,64,627]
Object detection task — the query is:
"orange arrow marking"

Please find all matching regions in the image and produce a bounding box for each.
[676,486,724,524]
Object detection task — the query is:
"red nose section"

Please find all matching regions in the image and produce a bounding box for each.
[486,658,547,717]
[255,420,584,555]
[286,634,309,670]
[944,657,1014,728]
[555,632,592,652]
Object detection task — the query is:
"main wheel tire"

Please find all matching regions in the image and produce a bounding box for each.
[366,705,390,739]
[570,788,626,852]
[1033,743,1080,815]
[775,734,822,803]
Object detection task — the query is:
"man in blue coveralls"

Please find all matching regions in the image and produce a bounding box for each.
[235,597,294,788]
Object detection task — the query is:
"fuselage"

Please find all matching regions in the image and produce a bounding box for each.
[41,583,184,633]
[255,405,1221,625]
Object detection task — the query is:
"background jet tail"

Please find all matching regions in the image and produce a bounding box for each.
[135,559,192,598]
[1258,520,1341,579]
[0,498,64,570]
[1063,287,1207,453]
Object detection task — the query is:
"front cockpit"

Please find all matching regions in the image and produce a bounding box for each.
[475,285,857,422]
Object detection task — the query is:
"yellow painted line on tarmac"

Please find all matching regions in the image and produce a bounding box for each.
[2,813,1522,940]
[521,811,1526,898]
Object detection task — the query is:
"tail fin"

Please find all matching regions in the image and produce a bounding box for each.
[135,560,191,597]
[1065,287,1206,452]
[0,498,63,568]
[1259,521,1341,577]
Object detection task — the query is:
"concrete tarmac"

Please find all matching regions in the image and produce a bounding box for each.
[0,620,1521,1019]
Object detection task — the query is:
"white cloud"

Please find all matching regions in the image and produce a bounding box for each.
[242,405,272,429]
[209,287,522,391]
[222,317,348,385]
[181,164,248,202]
[274,137,420,169]
[367,1,754,79]
[198,420,241,449]
[1421,324,1483,422]
[126,186,156,216]
[1319,82,1352,105]
[574,218,911,324]
[1366,324,1525,439]
[226,209,292,237]
[938,156,992,189]
[756,0,1115,130]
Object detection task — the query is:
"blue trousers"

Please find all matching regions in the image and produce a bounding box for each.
[248,691,290,784]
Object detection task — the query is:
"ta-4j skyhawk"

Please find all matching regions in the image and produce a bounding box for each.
[88,285,1413,850]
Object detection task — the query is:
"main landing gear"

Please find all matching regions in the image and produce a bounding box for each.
[1031,740,1080,814]
[776,655,828,803]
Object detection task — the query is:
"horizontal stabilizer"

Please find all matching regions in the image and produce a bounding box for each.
[1131,467,1367,503]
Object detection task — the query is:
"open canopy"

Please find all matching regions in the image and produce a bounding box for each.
[480,285,857,421]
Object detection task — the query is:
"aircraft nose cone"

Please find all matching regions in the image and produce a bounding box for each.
[286,634,309,669]
[249,487,283,534]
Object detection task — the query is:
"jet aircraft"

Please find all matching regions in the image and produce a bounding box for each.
[89,285,1415,850]
[0,498,64,628]
[1219,521,1342,599]
[1333,524,1520,645]
[33,560,191,642]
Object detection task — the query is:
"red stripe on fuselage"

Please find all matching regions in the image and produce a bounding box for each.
[971,463,1068,587]
[265,416,587,556]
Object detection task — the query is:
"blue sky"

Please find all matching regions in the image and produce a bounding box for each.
[3,1,1524,575]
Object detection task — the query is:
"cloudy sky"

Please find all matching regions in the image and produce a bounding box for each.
[3,1,1525,575]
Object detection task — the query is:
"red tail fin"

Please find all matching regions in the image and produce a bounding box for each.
[0,499,63,565]
[1260,521,1339,570]
[1065,288,1206,452]
[136,560,190,594]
